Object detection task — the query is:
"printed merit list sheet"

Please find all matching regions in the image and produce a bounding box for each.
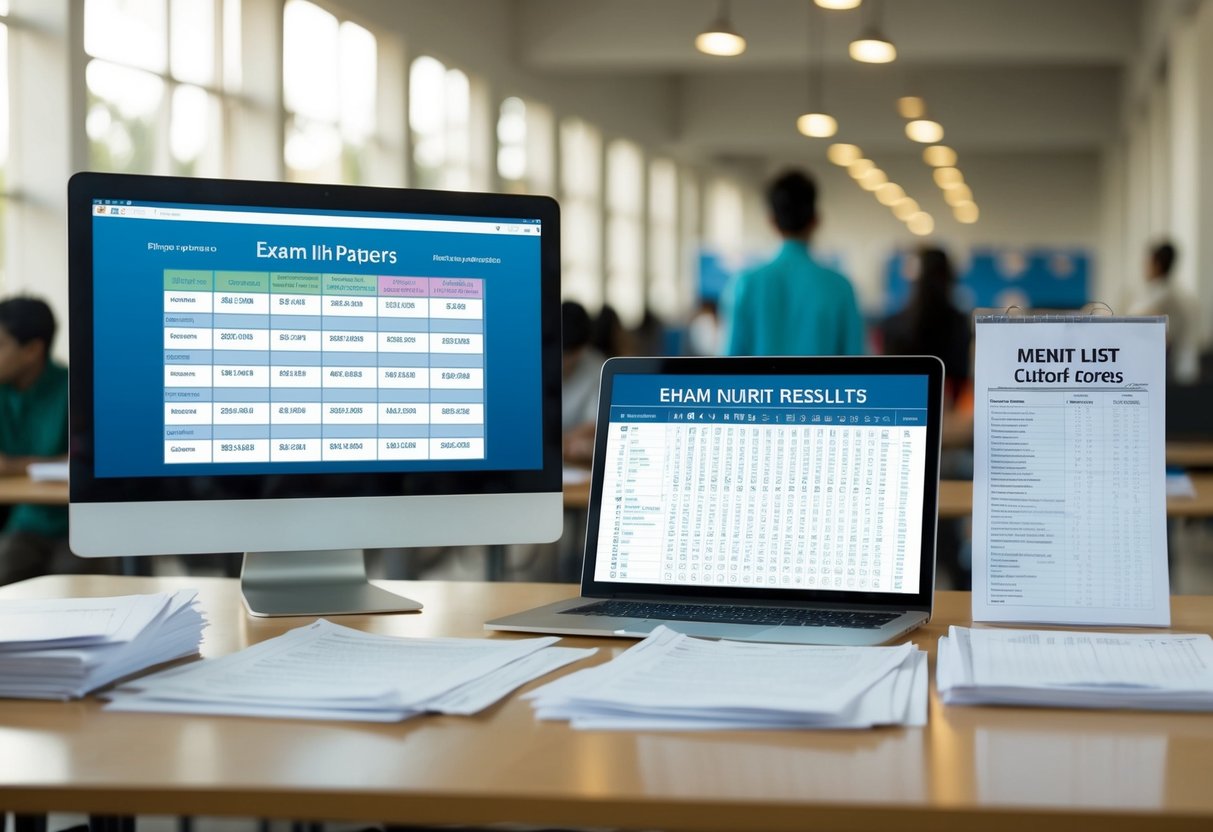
[973,317,1169,626]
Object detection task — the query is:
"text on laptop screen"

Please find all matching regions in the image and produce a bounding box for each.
[89,199,544,478]
[593,374,929,595]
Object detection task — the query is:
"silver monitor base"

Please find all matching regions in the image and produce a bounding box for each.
[240,549,423,617]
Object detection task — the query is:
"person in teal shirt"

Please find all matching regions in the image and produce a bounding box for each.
[0,297,70,584]
[722,169,866,356]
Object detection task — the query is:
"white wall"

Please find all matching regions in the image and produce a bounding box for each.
[1100,0,1213,350]
[334,0,680,157]
[5,0,84,362]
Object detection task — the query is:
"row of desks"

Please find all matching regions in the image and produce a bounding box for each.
[10,471,1213,518]
[565,472,1213,518]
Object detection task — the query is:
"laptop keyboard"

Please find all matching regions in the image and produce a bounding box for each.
[562,600,899,629]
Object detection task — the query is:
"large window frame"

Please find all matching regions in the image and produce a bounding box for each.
[82,0,241,177]
[283,0,379,185]
[559,117,604,310]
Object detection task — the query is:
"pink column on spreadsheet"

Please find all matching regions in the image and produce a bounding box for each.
[428,277,485,460]
[377,276,432,460]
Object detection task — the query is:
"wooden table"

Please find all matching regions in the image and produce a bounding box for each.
[566,475,1213,519]
[0,475,68,505]
[1167,441,1213,469]
[3,575,1213,831]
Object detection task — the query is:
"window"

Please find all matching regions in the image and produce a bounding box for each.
[704,177,745,266]
[559,118,603,310]
[681,173,701,301]
[497,96,554,195]
[0,9,8,292]
[283,0,377,184]
[410,55,472,190]
[497,97,526,192]
[84,0,234,176]
[605,139,644,327]
[648,158,681,319]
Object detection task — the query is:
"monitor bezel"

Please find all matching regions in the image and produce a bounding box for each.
[579,355,945,613]
[67,172,562,508]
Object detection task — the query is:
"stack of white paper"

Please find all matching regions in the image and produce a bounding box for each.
[105,619,595,722]
[938,625,1213,711]
[26,460,69,481]
[0,590,206,700]
[525,626,927,730]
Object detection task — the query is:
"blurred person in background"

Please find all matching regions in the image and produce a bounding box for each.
[1130,240,1198,383]
[880,248,973,589]
[0,297,71,584]
[562,300,604,467]
[881,246,972,407]
[590,304,633,359]
[721,169,865,356]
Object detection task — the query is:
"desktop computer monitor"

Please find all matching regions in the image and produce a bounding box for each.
[67,173,562,616]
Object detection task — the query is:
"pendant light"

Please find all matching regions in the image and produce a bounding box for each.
[797,4,837,137]
[695,0,747,57]
[849,0,896,63]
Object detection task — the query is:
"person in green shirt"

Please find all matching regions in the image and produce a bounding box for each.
[0,296,71,584]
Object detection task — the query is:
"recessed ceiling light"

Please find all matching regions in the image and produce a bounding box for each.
[848,158,875,178]
[892,197,919,220]
[954,201,980,223]
[827,143,863,166]
[907,211,934,236]
[849,33,896,63]
[933,167,964,189]
[815,0,862,9]
[876,182,906,206]
[906,119,944,143]
[797,112,838,138]
[944,184,974,206]
[897,96,925,119]
[859,168,888,191]
[923,145,957,167]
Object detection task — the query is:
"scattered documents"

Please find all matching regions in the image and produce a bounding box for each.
[1166,470,1196,499]
[105,619,594,722]
[937,625,1213,711]
[26,461,69,482]
[0,590,206,700]
[525,625,926,730]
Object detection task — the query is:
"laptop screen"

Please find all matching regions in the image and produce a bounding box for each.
[584,358,941,606]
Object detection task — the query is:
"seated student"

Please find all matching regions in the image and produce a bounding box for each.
[561,301,605,468]
[0,297,71,584]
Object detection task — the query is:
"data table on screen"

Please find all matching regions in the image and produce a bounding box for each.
[162,270,487,464]
[595,404,927,595]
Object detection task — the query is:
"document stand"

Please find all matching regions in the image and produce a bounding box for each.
[240,549,423,617]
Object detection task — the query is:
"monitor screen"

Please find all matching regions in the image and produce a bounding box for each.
[592,372,929,595]
[68,173,562,614]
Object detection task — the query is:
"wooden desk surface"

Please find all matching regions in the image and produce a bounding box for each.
[2,575,1213,831]
[566,474,1213,519]
[1167,440,1213,468]
[0,475,68,505]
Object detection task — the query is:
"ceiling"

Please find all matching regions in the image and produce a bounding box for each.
[513,0,1143,167]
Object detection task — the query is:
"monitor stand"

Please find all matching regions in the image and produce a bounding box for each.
[240,549,424,617]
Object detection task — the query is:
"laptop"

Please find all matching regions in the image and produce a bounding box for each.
[486,355,945,646]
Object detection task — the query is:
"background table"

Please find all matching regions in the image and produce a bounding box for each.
[3,575,1213,831]
[1167,440,1213,468]
[565,474,1213,519]
[0,475,68,506]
